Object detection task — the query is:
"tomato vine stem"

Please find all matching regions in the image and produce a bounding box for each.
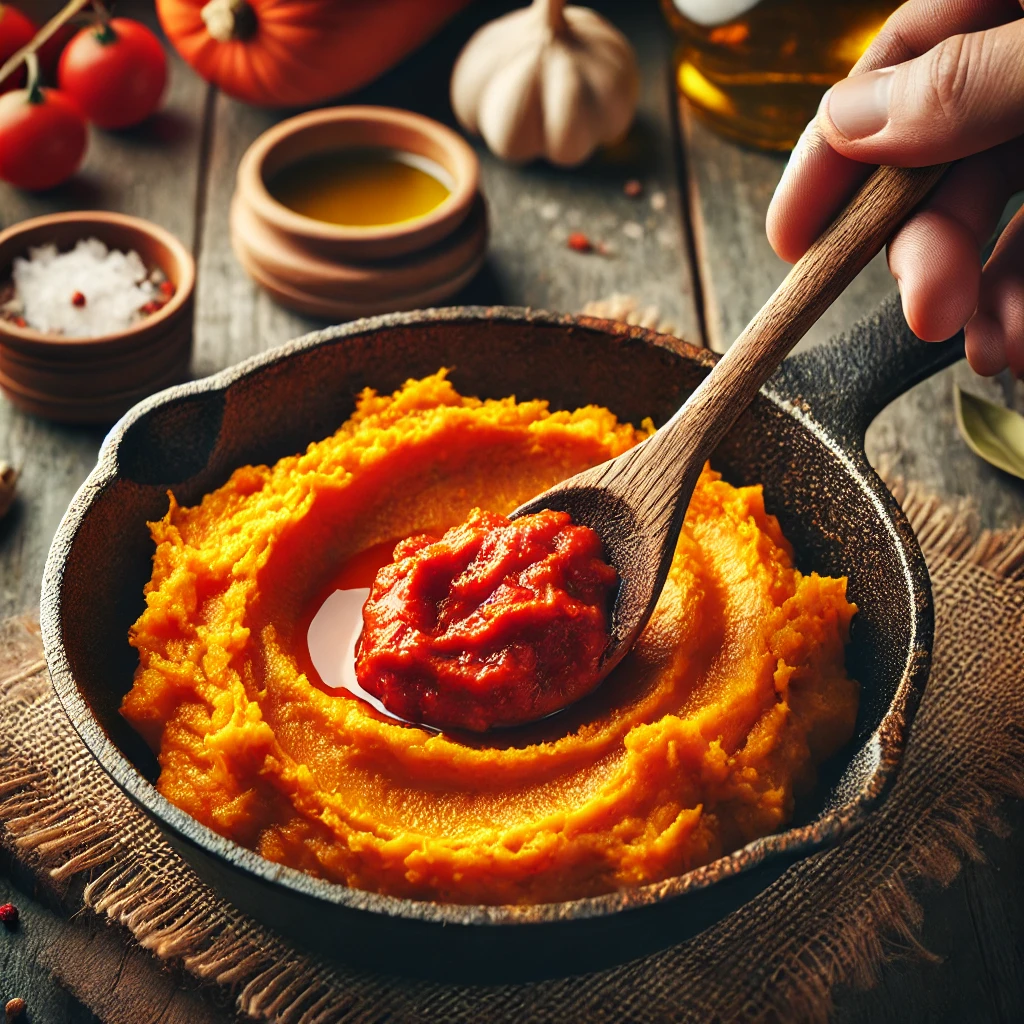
[91,0,117,43]
[0,0,96,89]
[24,53,42,104]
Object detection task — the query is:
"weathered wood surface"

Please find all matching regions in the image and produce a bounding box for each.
[683,94,1024,1024]
[682,105,898,356]
[191,0,702,384]
[0,0,1022,1020]
[1,855,228,1024]
[0,0,211,620]
[683,103,1024,528]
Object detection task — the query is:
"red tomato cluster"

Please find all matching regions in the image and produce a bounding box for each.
[59,18,168,130]
[0,7,167,192]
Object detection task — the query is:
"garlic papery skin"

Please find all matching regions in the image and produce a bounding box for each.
[450,0,639,167]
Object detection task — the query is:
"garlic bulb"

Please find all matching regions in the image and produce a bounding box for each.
[450,0,639,167]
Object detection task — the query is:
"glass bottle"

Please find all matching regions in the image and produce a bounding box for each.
[662,0,900,151]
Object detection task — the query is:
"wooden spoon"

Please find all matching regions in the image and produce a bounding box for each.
[513,162,948,680]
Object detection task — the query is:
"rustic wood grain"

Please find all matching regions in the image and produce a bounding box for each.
[0,5,228,1021]
[682,92,1024,1024]
[682,102,899,355]
[0,867,98,1023]
[0,5,212,620]
[1,858,233,1024]
[833,801,1024,1024]
[191,0,703,381]
[0,0,1021,1019]
[461,0,703,343]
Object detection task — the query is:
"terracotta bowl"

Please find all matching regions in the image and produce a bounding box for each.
[42,298,964,980]
[231,106,487,319]
[0,211,195,424]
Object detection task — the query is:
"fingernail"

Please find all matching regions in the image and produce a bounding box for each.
[828,68,894,140]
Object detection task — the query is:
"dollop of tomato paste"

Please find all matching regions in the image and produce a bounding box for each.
[355,508,618,732]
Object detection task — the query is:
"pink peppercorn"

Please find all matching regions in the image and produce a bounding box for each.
[567,232,593,253]
[71,291,86,307]
[0,902,19,928]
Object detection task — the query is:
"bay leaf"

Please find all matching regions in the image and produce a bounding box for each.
[954,386,1024,481]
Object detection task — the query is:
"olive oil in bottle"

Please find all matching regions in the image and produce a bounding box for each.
[662,0,899,151]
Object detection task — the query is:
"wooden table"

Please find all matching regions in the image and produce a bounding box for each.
[1,2,1022,1020]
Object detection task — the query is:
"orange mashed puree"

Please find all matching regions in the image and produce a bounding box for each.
[123,371,858,905]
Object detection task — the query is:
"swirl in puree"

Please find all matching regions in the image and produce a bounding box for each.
[123,371,858,905]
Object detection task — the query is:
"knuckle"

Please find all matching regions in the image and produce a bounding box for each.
[924,33,977,122]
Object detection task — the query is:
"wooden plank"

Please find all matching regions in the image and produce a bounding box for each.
[683,87,1024,1024]
[682,98,1024,528]
[0,3,213,620]
[833,799,1024,1024]
[0,858,231,1024]
[866,361,1024,530]
[462,0,703,344]
[682,102,897,355]
[0,5,217,1018]
[0,866,98,1023]
[192,0,703,381]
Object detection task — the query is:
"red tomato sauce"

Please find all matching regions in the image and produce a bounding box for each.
[355,508,619,732]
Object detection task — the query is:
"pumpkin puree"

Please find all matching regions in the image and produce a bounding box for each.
[123,371,858,905]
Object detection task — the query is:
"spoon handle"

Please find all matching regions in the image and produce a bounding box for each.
[666,162,949,468]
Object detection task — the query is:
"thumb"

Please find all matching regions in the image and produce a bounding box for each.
[819,18,1024,165]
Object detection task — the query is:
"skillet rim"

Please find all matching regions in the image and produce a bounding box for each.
[40,305,931,928]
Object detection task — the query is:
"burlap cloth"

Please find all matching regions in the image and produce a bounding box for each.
[1,478,1022,1024]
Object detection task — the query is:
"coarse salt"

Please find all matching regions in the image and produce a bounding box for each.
[12,238,158,338]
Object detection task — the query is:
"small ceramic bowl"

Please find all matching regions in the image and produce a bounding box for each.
[231,106,488,319]
[0,211,195,424]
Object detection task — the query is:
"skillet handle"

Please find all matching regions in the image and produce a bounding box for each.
[769,292,965,454]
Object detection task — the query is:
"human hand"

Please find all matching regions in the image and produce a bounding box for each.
[766,0,1024,377]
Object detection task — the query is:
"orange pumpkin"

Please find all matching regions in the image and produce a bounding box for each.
[157,0,473,108]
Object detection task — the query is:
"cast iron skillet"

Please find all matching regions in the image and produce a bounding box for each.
[41,294,963,981]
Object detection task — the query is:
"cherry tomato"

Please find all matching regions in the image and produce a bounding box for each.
[58,18,167,130]
[0,4,37,95]
[0,86,87,190]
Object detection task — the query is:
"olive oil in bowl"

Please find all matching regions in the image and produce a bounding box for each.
[269,149,453,227]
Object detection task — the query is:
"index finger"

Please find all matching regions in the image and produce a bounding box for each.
[766,0,1023,264]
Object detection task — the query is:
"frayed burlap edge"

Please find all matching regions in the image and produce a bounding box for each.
[0,478,1022,1024]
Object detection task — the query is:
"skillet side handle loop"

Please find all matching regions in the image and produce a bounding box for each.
[771,292,966,455]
